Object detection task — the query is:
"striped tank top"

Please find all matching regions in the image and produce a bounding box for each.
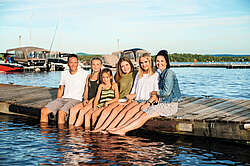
[97,87,115,108]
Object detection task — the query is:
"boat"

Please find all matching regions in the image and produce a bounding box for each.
[0,53,24,72]
[103,48,149,68]
[6,47,48,67]
[0,61,24,72]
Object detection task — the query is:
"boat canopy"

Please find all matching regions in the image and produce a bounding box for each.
[6,46,50,60]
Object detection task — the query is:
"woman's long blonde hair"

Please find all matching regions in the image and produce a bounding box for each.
[138,53,154,78]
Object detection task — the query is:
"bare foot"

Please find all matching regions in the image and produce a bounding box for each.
[107,127,122,132]
[91,128,102,133]
[68,124,75,130]
[101,130,108,134]
[85,126,90,131]
[108,130,126,136]
[85,129,91,133]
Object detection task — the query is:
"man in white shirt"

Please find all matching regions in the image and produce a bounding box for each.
[40,54,88,124]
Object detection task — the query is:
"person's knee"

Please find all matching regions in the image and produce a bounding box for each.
[41,107,50,116]
[70,106,77,113]
[58,110,66,118]
[92,113,98,120]
[85,112,91,119]
[78,110,84,116]
[70,107,79,116]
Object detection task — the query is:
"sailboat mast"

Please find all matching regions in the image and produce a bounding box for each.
[29,8,32,45]
[49,22,58,53]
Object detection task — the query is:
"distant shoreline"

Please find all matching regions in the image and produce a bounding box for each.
[77,54,250,64]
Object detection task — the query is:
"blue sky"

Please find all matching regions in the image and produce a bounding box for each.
[0,0,250,55]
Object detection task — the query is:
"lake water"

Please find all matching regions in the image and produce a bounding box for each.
[1,67,249,100]
[0,67,250,165]
[0,114,249,165]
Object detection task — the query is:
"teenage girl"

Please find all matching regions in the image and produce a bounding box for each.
[69,57,102,126]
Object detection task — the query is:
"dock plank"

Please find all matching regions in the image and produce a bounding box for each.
[211,107,250,122]
[177,98,214,113]
[178,97,203,106]
[227,111,250,122]
[13,88,57,104]
[244,119,250,123]
[0,86,50,102]
[190,100,249,120]
[183,99,226,116]
[177,98,226,117]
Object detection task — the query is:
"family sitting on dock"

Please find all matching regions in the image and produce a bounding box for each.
[40,50,181,135]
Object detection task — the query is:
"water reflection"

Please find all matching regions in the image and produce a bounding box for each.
[0,114,249,165]
[39,123,175,165]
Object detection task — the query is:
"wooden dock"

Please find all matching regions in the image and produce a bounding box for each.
[0,84,249,142]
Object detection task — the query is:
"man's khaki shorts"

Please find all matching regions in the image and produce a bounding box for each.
[45,98,81,116]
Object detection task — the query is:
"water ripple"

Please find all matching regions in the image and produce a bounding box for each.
[1,114,249,165]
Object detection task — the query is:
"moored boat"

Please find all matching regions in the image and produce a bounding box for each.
[103,48,149,68]
[0,61,24,72]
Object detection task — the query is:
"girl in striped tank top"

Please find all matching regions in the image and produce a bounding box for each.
[84,68,119,130]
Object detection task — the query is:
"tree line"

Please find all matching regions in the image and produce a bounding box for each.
[77,53,249,63]
[166,53,249,62]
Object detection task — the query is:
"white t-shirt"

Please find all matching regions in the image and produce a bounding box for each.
[59,69,88,101]
[131,72,159,101]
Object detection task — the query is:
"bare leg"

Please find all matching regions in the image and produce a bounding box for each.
[93,104,125,131]
[84,108,94,130]
[58,110,66,124]
[91,107,105,127]
[93,102,119,130]
[74,102,94,127]
[108,111,160,136]
[111,103,151,130]
[116,111,144,130]
[104,101,138,130]
[114,102,144,129]
[40,107,52,123]
[68,103,83,125]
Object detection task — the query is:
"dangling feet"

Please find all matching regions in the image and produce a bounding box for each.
[107,129,126,136]
[90,128,102,133]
